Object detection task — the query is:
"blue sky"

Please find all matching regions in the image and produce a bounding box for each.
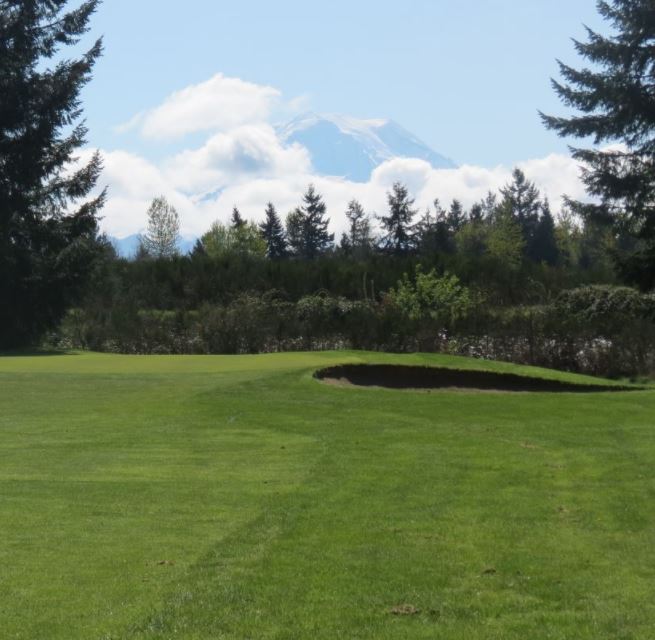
[76,0,609,237]
[86,0,603,167]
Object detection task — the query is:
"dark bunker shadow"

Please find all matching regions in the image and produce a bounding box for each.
[315,364,640,393]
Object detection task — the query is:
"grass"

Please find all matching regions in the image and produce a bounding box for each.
[0,350,654,639]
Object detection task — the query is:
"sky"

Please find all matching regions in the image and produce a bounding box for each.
[74,0,609,238]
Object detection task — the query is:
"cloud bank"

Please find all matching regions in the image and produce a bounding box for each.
[98,73,588,240]
[118,73,281,140]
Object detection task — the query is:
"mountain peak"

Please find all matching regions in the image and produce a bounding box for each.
[280,112,390,133]
[277,112,455,182]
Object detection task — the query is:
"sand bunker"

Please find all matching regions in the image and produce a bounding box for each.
[314,364,636,393]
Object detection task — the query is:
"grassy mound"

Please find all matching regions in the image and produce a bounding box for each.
[0,351,653,639]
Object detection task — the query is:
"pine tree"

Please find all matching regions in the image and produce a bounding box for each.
[415,200,452,254]
[447,199,465,233]
[139,196,180,259]
[298,184,334,259]
[554,206,581,268]
[414,207,436,254]
[530,200,560,265]
[479,191,498,221]
[191,238,206,257]
[260,202,288,259]
[487,205,526,272]
[541,0,655,286]
[0,0,105,348]
[285,209,305,258]
[378,182,418,255]
[231,206,246,229]
[500,169,541,227]
[499,169,541,254]
[339,232,352,254]
[468,203,484,225]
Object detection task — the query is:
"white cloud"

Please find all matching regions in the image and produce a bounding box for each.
[93,148,587,241]
[121,73,282,140]
[519,153,588,205]
[164,124,311,193]
[98,73,589,240]
[370,158,434,196]
[94,150,196,237]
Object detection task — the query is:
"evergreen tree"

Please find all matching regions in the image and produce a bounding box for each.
[434,199,447,222]
[479,191,498,221]
[259,202,288,259]
[191,238,206,257]
[434,199,455,253]
[0,0,105,348]
[554,206,582,268]
[297,184,334,259]
[530,200,560,265]
[343,199,372,256]
[486,205,526,303]
[285,208,305,258]
[455,220,488,258]
[499,169,541,255]
[487,205,526,272]
[468,203,484,225]
[139,196,180,259]
[339,232,352,254]
[231,206,246,229]
[541,0,655,286]
[414,207,436,254]
[447,199,465,233]
[378,182,418,255]
[416,200,452,254]
[500,169,541,228]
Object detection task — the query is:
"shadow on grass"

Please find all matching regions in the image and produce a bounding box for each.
[0,348,75,358]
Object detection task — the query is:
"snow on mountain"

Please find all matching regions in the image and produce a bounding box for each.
[277,112,456,182]
[108,114,456,250]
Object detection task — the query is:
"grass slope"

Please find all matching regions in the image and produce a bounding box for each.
[0,351,653,639]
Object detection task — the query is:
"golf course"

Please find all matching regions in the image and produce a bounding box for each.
[1,350,654,639]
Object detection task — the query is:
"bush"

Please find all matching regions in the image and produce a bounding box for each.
[51,283,655,377]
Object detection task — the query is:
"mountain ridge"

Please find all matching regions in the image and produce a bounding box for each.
[277,112,456,182]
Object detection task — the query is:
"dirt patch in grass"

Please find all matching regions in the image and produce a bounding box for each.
[314,364,638,393]
[389,604,421,616]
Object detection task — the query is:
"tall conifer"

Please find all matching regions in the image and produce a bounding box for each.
[541,0,655,285]
[260,202,288,259]
[0,0,105,347]
[298,184,334,259]
[378,182,417,255]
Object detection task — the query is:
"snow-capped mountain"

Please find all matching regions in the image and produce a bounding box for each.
[277,112,456,182]
[109,114,456,255]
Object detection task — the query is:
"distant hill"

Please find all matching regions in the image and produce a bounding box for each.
[277,112,456,182]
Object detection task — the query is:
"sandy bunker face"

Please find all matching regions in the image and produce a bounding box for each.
[315,364,633,393]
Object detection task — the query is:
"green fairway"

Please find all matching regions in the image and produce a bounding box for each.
[1,351,654,639]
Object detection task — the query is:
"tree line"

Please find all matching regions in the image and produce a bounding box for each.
[2,0,655,376]
[139,169,597,277]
